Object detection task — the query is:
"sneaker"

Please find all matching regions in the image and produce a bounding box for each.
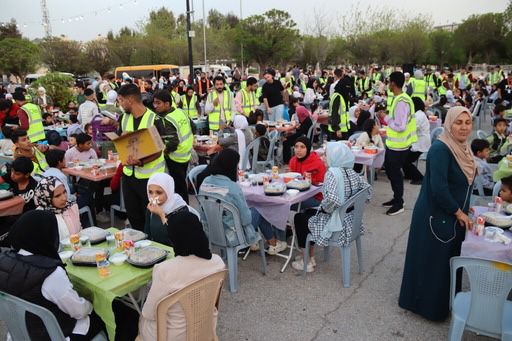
[295,255,316,266]
[249,242,260,251]
[96,211,110,223]
[292,258,315,272]
[386,205,405,216]
[267,240,287,255]
[382,199,396,207]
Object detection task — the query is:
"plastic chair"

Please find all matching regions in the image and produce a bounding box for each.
[473,174,486,197]
[348,132,363,144]
[110,178,127,227]
[240,137,262,172]
[156,269,227,341]
[493,181,502,197]
[477,130,489,139]
[187,164,208,195]
[303,187,371,288]
[307,120,317,146]
[430,127,444,143]
[196,194,266,293]
[429,106,442,118]
[448,257,512,341]
[79,206,94,227]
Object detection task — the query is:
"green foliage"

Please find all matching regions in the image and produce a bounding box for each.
[40,38,91,74]
[31,72,74,108]
[0,19,22,40]
[84,40,113,76]
[0,37,39,77]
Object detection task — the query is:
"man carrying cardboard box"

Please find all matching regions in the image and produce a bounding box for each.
[116,84,166,231]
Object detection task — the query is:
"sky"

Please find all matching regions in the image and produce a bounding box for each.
[1,0,509,41]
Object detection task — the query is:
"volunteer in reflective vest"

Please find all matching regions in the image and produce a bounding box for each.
[454,67,470,93]
[411,70,426,101]
[117,84,166,231]
[383,71,417,216]
[11,128,49,176]
[235,76,258,117]
[13,92,46,143]
[328,80,350,141]
[153,90,193,204]
[357,70,372,98]
[180,86,200,119]
[197,72,211,101]
[205,76,233,133]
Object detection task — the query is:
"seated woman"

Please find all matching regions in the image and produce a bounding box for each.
[292,142,371,272]
[34,176,81,240]
[355,118,384,149]
[288,136,326,208]
[283,101,313,163]
[139,211,225,341]
[218,115,253,158]
[0,210,105,340]
[145,173,199,246]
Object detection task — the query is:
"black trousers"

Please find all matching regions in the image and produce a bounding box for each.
[165,158,190,204]
[384,147,410,205]
[122,174,149,231]
[403,151,423,181]
[294,210,316,248]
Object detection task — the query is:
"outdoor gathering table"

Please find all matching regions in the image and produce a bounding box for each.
[240,181,322,272]
[63,164,117,182]
[0,195,24,217]
[461,206,512,264]
[493,158,512,182]
[66,227,174,341]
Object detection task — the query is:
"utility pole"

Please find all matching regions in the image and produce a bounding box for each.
[186,0,195,85]
[240,0,244,76]
[202,0,207,72]
[41,0,52,37]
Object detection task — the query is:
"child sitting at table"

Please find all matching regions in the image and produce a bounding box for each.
[355,118,384,149]
[34,176,81,240]
[68,133,78,149]
[486,118,510,163]
[253,123,270,161]
[0,156,37,212]
[499,175,512,203]
[42,112,54,126]
[471,139,494,196]
[43,149,75,202]
[64,133,98,165]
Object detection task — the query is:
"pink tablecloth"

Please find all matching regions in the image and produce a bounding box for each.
[241,184,322,230]
[315,148,385,169]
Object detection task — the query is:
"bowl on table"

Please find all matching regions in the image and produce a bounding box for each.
[364,146,379,154]
[286,189,299,196]
[109,253,128,266]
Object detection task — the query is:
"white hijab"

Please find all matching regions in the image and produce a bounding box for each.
[147,173,198,217]
[233,115,249,169]
[38,87,47,105]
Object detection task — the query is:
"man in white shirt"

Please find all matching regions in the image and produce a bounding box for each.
[78,88,99,128]
[329,68,343,97]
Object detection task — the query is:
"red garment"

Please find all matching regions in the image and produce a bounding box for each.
[110,163,124,192]
[288,151,326,201]
[17,108,29,130]
[0,103,19,127]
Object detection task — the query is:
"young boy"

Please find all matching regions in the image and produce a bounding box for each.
[68,133,78,149]
[499,175,512,203]
[11,128,49,177]
[471,139,494,195]
[254,123,270,161]
[64,133,98,164]
[67,113,83,137]
[43,149,75,202]
[487,117,510,163]
[42,112,54,126]
[0,156,38,212]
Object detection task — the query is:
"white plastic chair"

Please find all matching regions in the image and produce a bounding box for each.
[448,257,512,341]
[348,132,363,144]
[110,178,127,227]
[187,164,208,195]
[493,181,502,197]
[303,187,371,288]
[477,130,490,139]
[79,206,94,227]
[430,127,444,143]
[307,120,317,146]
[196,194,266,293]
[240,137,262,172]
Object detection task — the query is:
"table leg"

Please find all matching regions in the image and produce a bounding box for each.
[367,166,375,186]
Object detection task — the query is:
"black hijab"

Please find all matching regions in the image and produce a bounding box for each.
[9,210,62,262]
[197,149,240,188]
[294,135,311,162]
[356,110,371,131]
[167,211,212,260]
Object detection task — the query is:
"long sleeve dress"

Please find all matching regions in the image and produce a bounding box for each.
[398,140,473,321]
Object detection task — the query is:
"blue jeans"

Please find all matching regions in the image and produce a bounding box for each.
[290,197,321,211]
[250,207,286,241]
[268,104,284,121]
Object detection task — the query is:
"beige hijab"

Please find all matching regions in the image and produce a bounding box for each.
[437,106,476,184]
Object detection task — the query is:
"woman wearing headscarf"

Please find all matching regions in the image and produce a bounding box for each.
[0,210,106,340]
[34,86,53,113]
[34,176,81,241]
[292,141,371,272]
[218,115,253,168]
[139,211,225,341]
[283,102,313,163]
[399,106,475,321]
[145,173,199,246]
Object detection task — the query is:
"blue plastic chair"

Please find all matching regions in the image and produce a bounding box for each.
[187,164,208,195]
[493,181,502,197]
[303,187,371,288]
[430,127,444,143]
[196,194,266,293]
[477,130,490,140]
[448,257,512,341]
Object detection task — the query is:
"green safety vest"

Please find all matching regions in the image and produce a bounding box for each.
[255,86,263,100]
[240,89,256,117]
[454,73,469,89]
[181,94,198,119]
[386,93,417,150]
[411,79,426,101]
[121,110,166,179]
[21,103,45,143]
[300,80,306,93]
[328,93,349,133]
[386,89,394,110]
[372,73,381,83]
[438,80,447,96]
[358,78,372,97]
[241,81,247,90]
[207,90,232,131]
[425,74,435,89]
[163,108,193,163]
[170,91,180,110]
[33,148,49,176]
[319,77,326,86]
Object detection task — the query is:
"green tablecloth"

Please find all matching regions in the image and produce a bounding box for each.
[493,158,512,181]
[66,228,174,340]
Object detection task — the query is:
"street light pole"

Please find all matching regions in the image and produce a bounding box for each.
[186,0,194,84]
[202,0,207,72]
[240,0,244,76]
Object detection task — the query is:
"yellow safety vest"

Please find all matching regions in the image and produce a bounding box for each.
[386,89,394,110]
[121,110,166,179]
[170,91,180,110]
[411,79,426,101]
[425,74,435,89]
[372,73,381,83]
[386,93,417,150]
[358,78,372,97]
[241,81,247,90]
[21,103,45,143]
[33,148,49,175]
[454,73,469,89]
[240,89,256,117]
[328,93,349,133]
[181,94,198,119]
[207,90,232,131]
[163,108,193,163]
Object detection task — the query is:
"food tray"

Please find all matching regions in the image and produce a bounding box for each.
[71,248,109,266]
[280,172,301,179]
[127,246,168,268]
[80,226,108,244]
[0,190,14,200]
[286,179,311,191]
[122,228,148,242]
[481,211,512,229]
[263,183,286,196]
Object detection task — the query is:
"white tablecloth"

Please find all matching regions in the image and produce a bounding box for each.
[315,148,385,169]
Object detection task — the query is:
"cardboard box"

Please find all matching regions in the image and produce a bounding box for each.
[104,125,164,164]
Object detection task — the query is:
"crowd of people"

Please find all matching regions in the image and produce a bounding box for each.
[0,61,510,339]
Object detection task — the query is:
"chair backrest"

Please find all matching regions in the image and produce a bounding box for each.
[330,187,371,244]
[307,120,317,145]
[240,137,261,171]
[493,180,502,197]
[0,291,66,341]
[348,132,363,144]
[187,164,208,195]
[450,257,512,336]
[477,130,489,139]
[430,127,444,143]
[473,174,486,196]
[196,194,249,248]
[79,206,94,227]
[156,269,227,341]
[472,101,482,117]
[429,106,442,118]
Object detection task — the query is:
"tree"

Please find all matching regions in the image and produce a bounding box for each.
[40,38,91,75]
[0,19,22,40]
[145,7,176,39]
[391,19,432,64]
[0,38,39,77]
[84,39,113,75]
[31,72,74,108]
[235,9,299,72]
